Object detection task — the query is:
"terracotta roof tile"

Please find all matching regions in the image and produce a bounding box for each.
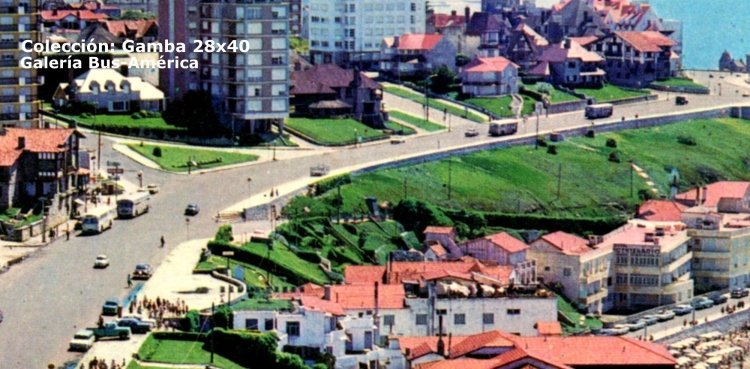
[329,284,405,309]
[0,128,78,166]
[676,181,750,207]
[429,244,447,257]
[519,336,676,366]
[538,231,592,255]
[463,57,518,73]
[41,10,108,21]
[104,19,158,39]
[290,64,380,95]
[449,331,514,358]
[299,296,345,316]
[485,232,529,253]
[637,200,688,221]
[396,34,444,51]
[535,321,562,336]
[615,31,676,52]
[429,13,466,29]
[539,40,604,63]
[424,226,455,235]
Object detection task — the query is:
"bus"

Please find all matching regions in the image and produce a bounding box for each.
[117,192,151,219]
[489,120,518,137]
[81,206,116,234]
[585,103,614,119]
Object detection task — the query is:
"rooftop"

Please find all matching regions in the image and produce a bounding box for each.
[396,34,444,51]
[637,200,687,222]
[676,181,750,207]
[0,128,80,166]
[462,57,518,73]
[615,31,676,52]
[483,232,529,253]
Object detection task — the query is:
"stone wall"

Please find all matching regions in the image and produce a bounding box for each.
[650,84,710,95]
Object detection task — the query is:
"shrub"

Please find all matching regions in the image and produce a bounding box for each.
[212,305,233,330]
[585,129,595,138]
[131,112,142,120]
[296,250,321,263]
[152,146,162,157]
[215,224,233,242]
[393,198,453,239]
[182,310,201,332]
[81,112,93,119]
[638,189,655,201]
[608,151,621,163]
[547,145,558,155]
[677,135,697,146]
[606,138,617,148]
[536,136,548,147]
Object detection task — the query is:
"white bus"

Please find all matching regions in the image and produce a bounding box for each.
[117,192,151,219]
[81,206,116,234]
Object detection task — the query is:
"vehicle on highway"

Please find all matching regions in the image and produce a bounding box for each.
[390,136,406,144]
[709,293,728,305]
[465,128,479,137]
[672,304,694,316]
[600,324,629,336]
[184,203,200,216]
[147,184,160,194]
[641,315,659,326]
[625,319,647,331]
[102,298,120,316]
[488,120,518,137]
[93,254,110,269]
[692,297,715,310]
[117,192,151,219]
[92,322,130,340]
[116,317,152,334]
[133,263,154,280]
[675,96,688,105]
[68,329,95,352]
[655,309,676,321]
[81,206,116,234]
[585,103,614,119]
[731,287,749,298]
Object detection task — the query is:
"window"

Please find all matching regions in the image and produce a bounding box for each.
[563,268,571,277]
[245,319,259,330]
[411,2,416,11]
[454,314,465,325]
[272,37,287,49]
[383,315,395,326]
[506,309,521,315]
[544,266,551,271]
[271,68,286,81]
[416,314,428,325]
[286,321,300,336]
[483,313,494,325]
[265,319,274,330]
[436,309,447,315]
[272,98,286,111]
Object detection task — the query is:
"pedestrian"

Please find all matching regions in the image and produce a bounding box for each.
[160,235,165,248]
[98,315,104,328]
[66,229,70,241]
[127,274,132,288]
[275,189,279,197]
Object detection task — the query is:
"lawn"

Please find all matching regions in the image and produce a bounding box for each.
[0,208,42,227]
[62,113,180,130]
[386,121,417,135]
[557,295,603,334]
[576,84,649,102]
[195,255,294,290]
[127,144,259,172]
[285,117,388,146]
[388,110,445,132]
[465,96,515,118]
[230,298,292,311]
[240,240,330,285]
[136,336,244,369]
[523,83,581,103]
[651,77,707,89]
[384,85,487,122]
[317,118,750,218]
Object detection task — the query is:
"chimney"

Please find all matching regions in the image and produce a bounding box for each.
[17,136,25,149]
[451,10,457,16]
[695,185,701,206]
[563,38,572,49]
[436,315,446,356]
[393,35,400,49]
[323,285,331,300]
[374,281,380,315]
[52,8,57,16]
[464,7,470,28]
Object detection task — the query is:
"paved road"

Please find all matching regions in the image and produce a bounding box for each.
[1,78,749,368]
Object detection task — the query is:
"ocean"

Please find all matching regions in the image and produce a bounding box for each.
[429,0,748,70]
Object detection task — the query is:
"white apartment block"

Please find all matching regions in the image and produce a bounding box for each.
[307,0,426,66]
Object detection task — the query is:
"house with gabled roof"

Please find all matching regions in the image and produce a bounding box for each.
[459,56,519,97]
[505,23,549,71]
[529,38,605,87]
[54,69,165,112]
[379,34,457,78]
[466,12,512,57]
[592,31,677,87]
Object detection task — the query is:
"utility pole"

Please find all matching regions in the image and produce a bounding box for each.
[447,159,453,201]
[210,302,215,363]
[556,163,562,198]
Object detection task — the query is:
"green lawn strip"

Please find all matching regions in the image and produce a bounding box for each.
[388,110,445,132]
[576,84,649,102]
[240,241,330,285]
[318,118,750,218]
[523,83,580,103]
[231,298,292,311]
[285,117,388,146]
[61,113,179,130]
[651,77,706,89]
[195,255,293,289]
[465,96,515,118]
[127,144,258,172]
[384,85,487,122]
[126,362,175,369]
[386,121,417,135]
[558,295,603,334]
[136,336,244,369]
[520,96,536,116]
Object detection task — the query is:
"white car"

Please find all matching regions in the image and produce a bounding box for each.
[601,324,629,336]
[655,309,676,321]
[69,329,95,351]
[625,319,647,331]
[390,137,406,144]
[94,255,110,269]
[147,184,160,194]
[121,315,157,327]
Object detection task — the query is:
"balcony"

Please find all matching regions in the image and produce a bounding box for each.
[0,59,17,67]
[582,288,608,305]
[584,268,610,284]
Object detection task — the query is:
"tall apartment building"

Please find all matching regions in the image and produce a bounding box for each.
[159,0,289,134]
[1,0,41,128]
[307,0,426,66]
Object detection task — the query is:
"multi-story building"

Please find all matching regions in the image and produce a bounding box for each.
[459,56,519,97]
[529,231,613,314]
[1,0,41,128]
[159,0,289,134]
[307,0,426,67]
[530,38,605,88]
[592,31,676,88]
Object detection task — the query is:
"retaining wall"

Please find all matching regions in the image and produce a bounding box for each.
[650,84,711,95]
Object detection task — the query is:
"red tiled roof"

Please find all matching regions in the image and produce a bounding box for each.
[538,231,592,255]
[535,321,562,336]
[430,13,466,29]
[104,19,158,39]
[424,226,455,235]
[676,181,750,207]
[569,36,598,47]
[397,34,444,51]
[615,31,676,52]
[290,64,380,95]
[344,265,385,285]
[0,128,78,166]
[41,10,108,21]
[299,296,345,316]
[463,57,518,73]
[449,331,514,358]
[518,336,676,366]
[485,232,529,253]
[429,244,447,257]
[329,284,405,309]
[344,260,514,285]
[539,40,604,63]
[637,200,688,221]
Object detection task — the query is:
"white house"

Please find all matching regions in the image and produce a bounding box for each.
[53,69,165,112]
[460,56,519,97]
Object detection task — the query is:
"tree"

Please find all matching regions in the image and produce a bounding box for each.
[213,305,233,330]
[429,65,456,95]
[393,198,453,239]
[162,90,224,137]
[455,54,471,67]
[116,10,156,20]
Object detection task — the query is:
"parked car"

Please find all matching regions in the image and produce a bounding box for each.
[625,319,647,331]
[600,324,629,336]
[465,128,479,137]
[390,137,406,144]
[121,315,156,327]
[93,254,110,269]
[692,297,715,310]
[69,329,95,351]
[731,287,749,298]
[675,96,688,105]
[672,304,694,316]
[641,315,659,326]
[102,298,120,316]
[92,322,130,340]
[709,293,729,305]
[655,309,676,321]
[117,317,152,334]
[184,203,200,216]
[132,263,153,280]
[147,184,160,194]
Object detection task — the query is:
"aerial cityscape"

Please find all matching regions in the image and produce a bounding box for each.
[0,0,749,369]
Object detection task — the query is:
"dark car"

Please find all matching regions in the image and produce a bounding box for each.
[731,287,749,298]
[709,293,728,305]
[116,318,151,334]
[675,96,688,105]
[691,297,714,310]
[102,298,120,316]
[132,263,153,280]
[185,203,200,216]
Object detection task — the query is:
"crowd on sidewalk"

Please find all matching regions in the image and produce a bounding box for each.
[84,357,126,369]
[127,295,190,328]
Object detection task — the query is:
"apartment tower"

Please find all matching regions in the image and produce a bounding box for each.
[1,0,41,128]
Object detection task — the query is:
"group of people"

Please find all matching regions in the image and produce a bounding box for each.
[127,295,190,326]
[84,357,125,369]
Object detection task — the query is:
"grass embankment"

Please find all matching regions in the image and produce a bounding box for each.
[285,117,388,146]
[523,82,581,103]
[134,336,244,369]
[194,255,294,290]
[576,84,649,102]
[651,77,707,89]
[384,85,487,122]
[558,295,603,334]
[63,113,177,130]
[127,144,258,172]
[389,110,445,132]
[318,118,750,218]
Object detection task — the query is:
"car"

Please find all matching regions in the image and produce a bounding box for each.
[709,74,714,78]
[672,304,694,316]
[743,92,750,98]
[709,293,729,305]
[121,315,157,327]
[465,128,479,137]
[93,254,110,269]
[675,96,688,105]
[655,309,676,321]
[147,184,160,194]
[185,203,200,216]
[692,297,714,310]
[731,287,749,298]
[625,319,647,332]
[116,317,152,334]
[390,137,406,144]
[641,315,659,326]
[69,329,95,352]
[600,324,629,336]
[132,263,153,280]
[102,298,120,316]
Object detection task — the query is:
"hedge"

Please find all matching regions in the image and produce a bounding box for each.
[211,329,280,368]
[519,86,546,102]
[296,249,322,264]
[151,331,207,341]
[444,210,627,235]
[315,173,352,195]
[215,224,233,243]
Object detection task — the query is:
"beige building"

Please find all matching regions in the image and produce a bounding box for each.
[529,231,613,314]
[1,0,41,128]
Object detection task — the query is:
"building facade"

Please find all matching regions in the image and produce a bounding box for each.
[592,31,676,88]
[159,0,289,134]
[459,56,519,97]
[1,0,41,128]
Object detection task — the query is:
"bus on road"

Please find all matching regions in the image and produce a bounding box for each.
[117,192,151,219]
[81,206,116,234]
[585,103,614,119]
